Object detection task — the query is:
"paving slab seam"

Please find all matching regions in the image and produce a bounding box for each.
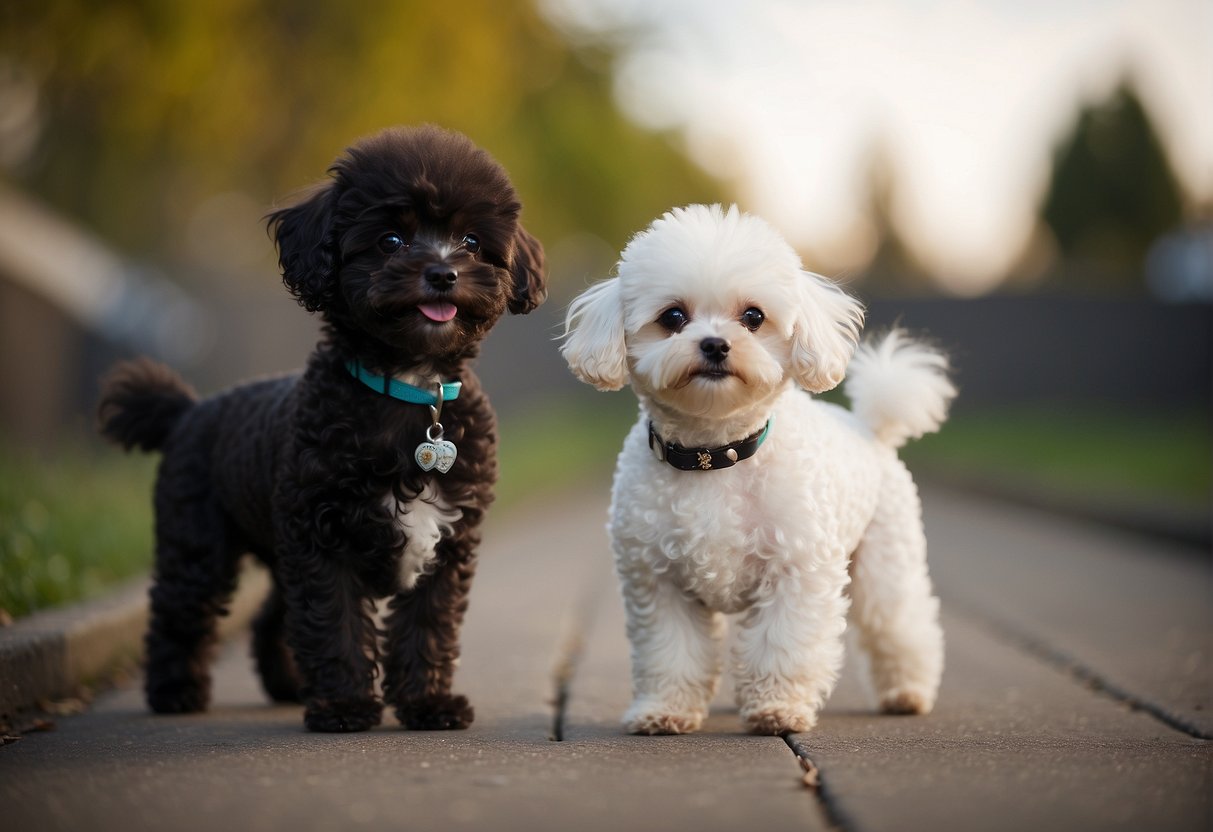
[783,734,856,832]
[548,629,581,742]
[945,597,1212,741]
[546,578,607,742]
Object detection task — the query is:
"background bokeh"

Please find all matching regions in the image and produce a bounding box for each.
[0,0,1208,616]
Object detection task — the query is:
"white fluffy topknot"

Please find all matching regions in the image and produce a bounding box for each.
[844,330,957,448]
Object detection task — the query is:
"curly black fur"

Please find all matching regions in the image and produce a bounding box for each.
[98,125,546,732]
[97,359,197,451]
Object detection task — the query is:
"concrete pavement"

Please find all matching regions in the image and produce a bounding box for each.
[1,486,1209,831]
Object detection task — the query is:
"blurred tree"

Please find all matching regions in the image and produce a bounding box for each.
[0,0,722,279]
[1039,81,1183,289]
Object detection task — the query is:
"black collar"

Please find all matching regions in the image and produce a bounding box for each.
[648,419,772,471]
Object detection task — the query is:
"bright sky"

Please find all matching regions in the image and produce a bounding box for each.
[539,0,1213,294]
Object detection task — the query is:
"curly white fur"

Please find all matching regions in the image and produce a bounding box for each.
[387,482,462,591]
[845,329,956,449]
[562,204,955,735]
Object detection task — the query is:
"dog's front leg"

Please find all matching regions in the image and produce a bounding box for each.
[619,562,725,735]
[381,536,477,730]
[733,554,851,734]
[278,546,383,733]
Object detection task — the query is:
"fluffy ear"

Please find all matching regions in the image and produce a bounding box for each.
[561,277,628,391]
[266,184,338,313]
[790,271,865,393]
[507,225,548,315]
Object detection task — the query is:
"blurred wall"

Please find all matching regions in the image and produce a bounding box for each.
[0,281,82,447]
[475,290,1213,424]
[865,296,1212,413]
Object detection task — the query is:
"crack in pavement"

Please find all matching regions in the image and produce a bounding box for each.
[783,735,856,832]
[548,628,582,742]
[546,581,604,742]
[945,597,1212,741]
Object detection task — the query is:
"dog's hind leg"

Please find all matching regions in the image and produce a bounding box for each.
[848,460,943,715]
[251,579,302,703]
[144,465,243,714]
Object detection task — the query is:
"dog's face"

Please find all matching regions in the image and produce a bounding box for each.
[563,204,864,421]
[268,126,546,361]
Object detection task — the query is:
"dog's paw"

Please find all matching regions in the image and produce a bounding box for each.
[623,700,704,735]
[742,702,817,735]
[396,694,475,731]
[146,678,210,714]
[304,698,383,733]
[879,688,934,715]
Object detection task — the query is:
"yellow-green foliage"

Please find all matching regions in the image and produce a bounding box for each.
[3,1,723,267]
[0,444,155,618]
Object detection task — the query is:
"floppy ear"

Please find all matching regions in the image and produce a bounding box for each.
[561,277,628,391]
[789,271,865,393]
[266,183,338,313]
[507,224,548,315]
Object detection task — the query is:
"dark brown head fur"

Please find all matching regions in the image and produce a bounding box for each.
[267,125,546,374]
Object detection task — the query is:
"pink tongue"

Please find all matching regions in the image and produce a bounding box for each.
[418,302,457,322]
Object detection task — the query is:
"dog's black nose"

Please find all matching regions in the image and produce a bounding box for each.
[700,337,730,362]
[424,265,457,290]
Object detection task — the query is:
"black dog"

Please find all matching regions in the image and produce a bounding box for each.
[98,125,546,732]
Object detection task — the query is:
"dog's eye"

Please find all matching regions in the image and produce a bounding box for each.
[378,233,406,254]
[461,233,481,254]
[741,307,765,332]
[657,307,689,333]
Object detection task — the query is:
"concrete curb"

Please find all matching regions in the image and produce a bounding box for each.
[919,472,1210,552]
[0,564,270,729]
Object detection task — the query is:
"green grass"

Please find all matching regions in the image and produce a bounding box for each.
[500,398,1212,515]
[0,443,156,619]
[4,396,1204,619]
[903,404,1211,510]
[495,392,639,510]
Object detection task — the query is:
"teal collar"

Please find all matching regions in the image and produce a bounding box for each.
[345,360,461,404]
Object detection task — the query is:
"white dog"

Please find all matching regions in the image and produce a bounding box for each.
[561,204,956,735]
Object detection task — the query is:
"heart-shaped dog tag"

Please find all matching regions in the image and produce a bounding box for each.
[415,442,440,471]
[432,440,457,474]
[415,440,457,473]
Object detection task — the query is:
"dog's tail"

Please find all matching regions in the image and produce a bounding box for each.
[97,358,197,452]
[843,329,956,449]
